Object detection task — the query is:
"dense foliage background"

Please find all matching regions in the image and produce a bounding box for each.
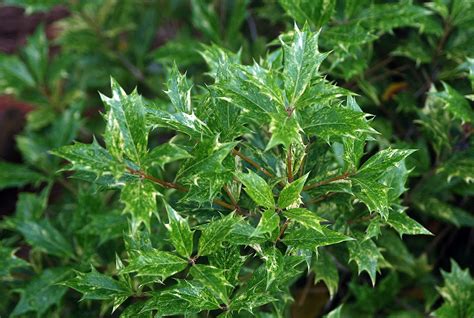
[0,1,473,317]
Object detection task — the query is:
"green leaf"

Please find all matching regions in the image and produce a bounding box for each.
[433,260,474,318]
[283,226,353,250]
[120,179,157,232]
[190,264,233,303]
[278,174,308,209]
[142,280,221,315]
[302,106,375,141]
[266,112,301,150]
[64,267,132,309]
[0,245,30,278]
[143,142,192,170]
[283,208,325,233]
[352,176,390,219]
[208,245,245,286]
[432,82,474,123]
[415,197,474,227]
[312,250,339,298]
[0,161,44,190]
[357,148,416,180]
[51,139,124,179]
[146,105,210,138]
[282,24,328,106]
[237,170,275,208]
[15,219,74,258]
[122,249,188,281]
[11,268,69,317]
[436,149,474,183]
[165,203,194,258]
[198,213,239,256]
[253,209,280,237]
[387,207,432,236]
[348,238,386,285]
[279,0,335,28]
[166,63,192,113]
[100,78,148,163]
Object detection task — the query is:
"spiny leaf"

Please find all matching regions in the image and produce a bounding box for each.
[198,213,239,256]
[100,78,148,163]
[283,226,353,250]
[64,267,132,304]
[357,148,416,180]
[120,179,157,232]
[312,249,339,298]
[282,24,328,106]
[352,176,390,219]
[302,106,375,141]
[283,208,325,233]
[253,209,280,238]
[431,82,474,123]
[237,170,275,208]
[142,280,221,315]
[121,249,188,281]
[166,63,192,113]
[190,264,233,303]
[278,174,308,209]
[143,142,192,170]
[51,139,124,179]
[387,207,432,236]
[348,238,386,286]
[165,203,194,258]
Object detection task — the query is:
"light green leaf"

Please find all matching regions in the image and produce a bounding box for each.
[436,149,474,183]
[143,142,192,170]
[51,139,124,179]
[122,249,188,281]
[357,148,416,180]
[282,24,328,106]
[165,203,194,258]
[11,268,69,317]
[209,245,245,286]
[120,179,157,232]
[312,250,339,298]
[432,82,474,123]
[166,63,192,113]
[279,0,336,28]
[278,174,308,209]
[266,112,301,150]
[283,208,325,233]
[190,264,233,303]
[283,226,353,250]
[387,207,432,236]
[433,260,474,318]
[302,106,375,141]
[100,78,148,163]
[199,213,239,256]
[348,238,386,286]
[146,106,210,138]
[142,280,221,315]
[237,170,275,208]
[64,267,132,309]
[0,162,44,190]
[352,176,390,219]
[253,209,280,237]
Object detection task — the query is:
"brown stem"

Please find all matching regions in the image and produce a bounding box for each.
[287,146,294,183]
[223,185,245,215]
[126,167,233,210]
[275,219,290,243]
[303,171,351,191]
[306,192,336,205]
[232,148,286,187]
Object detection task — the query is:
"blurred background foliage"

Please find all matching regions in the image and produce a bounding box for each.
[0,0,473,317]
